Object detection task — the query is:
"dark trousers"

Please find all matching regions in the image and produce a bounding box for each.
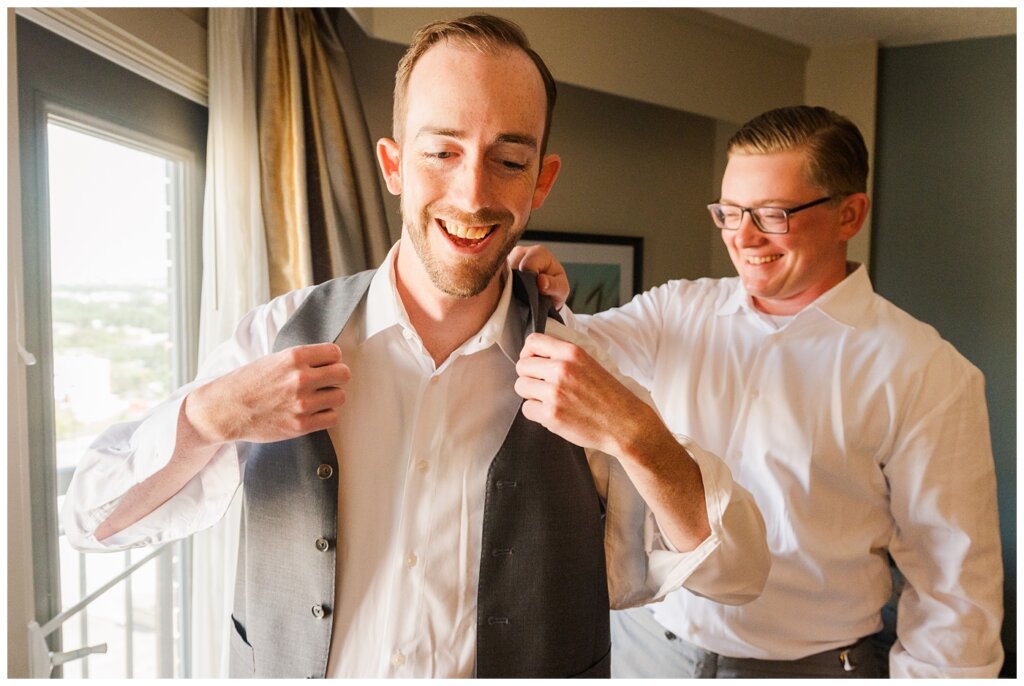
[610,607,885,678]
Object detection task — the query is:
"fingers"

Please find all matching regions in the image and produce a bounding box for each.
[311,386,347,410]
[509,245,569,308]
[507,245,529,269]
[519,332,582,363]
[510,244,557,274]
[301,361,351,391]
[300,407,340,434]
[289,342,343,367]
[513,374,553,403]
[281,344,350,392]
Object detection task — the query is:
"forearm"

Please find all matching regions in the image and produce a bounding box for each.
[611,404,710,552]
[96,394,221,541]
[601,423,770,608]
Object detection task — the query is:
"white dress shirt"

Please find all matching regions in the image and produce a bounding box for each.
[62,243,769,678]
[570,263,1004,677]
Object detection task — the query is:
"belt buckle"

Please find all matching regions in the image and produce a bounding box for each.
[838,648,855,672]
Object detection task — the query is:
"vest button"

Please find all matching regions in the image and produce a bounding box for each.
[316,464,333,479]
[311,604,327,619]
[315,537,330,552]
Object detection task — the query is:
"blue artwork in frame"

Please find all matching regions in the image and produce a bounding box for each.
[519,231,643,314]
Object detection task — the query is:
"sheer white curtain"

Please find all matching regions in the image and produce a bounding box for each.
[191,8,268,677]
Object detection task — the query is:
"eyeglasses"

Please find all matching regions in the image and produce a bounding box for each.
[707,196,832,234]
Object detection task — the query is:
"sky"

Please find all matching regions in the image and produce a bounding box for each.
[47,121,175,288]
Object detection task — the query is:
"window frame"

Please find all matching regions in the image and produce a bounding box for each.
[23,96,203,680]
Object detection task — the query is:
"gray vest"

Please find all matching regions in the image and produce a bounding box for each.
[228,270,610,678]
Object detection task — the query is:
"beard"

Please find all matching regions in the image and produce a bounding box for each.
[404,201,524,298]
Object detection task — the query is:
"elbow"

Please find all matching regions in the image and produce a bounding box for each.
[721,559,771,606]
[701,551,772,606]
[59,495,115,553]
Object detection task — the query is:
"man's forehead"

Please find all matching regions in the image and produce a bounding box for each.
[722,151,817,201]
[408,41,542,92]
[403,42,547,138]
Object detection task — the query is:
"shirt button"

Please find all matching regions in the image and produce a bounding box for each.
[391,650,406,667]
[315,537,330,552]
[405,553,418,568]
[416,460,429,473]
[311,604,326,619]
[316,464,333,479]
[750,389,759,400]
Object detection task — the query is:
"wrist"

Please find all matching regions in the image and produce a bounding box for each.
[611,401,667,465]
[182,384,228,447]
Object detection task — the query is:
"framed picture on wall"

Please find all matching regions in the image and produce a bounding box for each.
[519,230,643,314]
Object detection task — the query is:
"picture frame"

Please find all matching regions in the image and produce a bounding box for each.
[519,230,643,314]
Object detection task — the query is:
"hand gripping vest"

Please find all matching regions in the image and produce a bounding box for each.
[228,270,610,678]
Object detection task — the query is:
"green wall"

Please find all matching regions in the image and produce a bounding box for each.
[872,35,1015,672]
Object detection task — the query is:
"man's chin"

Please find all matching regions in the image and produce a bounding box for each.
[428,263,500,298]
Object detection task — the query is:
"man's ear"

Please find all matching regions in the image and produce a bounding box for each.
[376,138,402,196]
[531,154,562,210]
[838,192,870,241]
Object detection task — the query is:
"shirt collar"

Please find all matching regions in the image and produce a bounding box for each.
[364,241,520,364]
[806,262,873,328]
[717,262,873,329]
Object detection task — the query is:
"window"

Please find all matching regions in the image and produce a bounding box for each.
[16,16,207,678]
[47,118,192,678]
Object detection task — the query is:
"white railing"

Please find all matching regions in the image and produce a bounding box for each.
[28,544,170,678]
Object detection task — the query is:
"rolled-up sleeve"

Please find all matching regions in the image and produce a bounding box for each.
[548,318,769,608]
[61,286,314,552]
[593,434,769,610]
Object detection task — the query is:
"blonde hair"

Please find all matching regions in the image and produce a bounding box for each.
[392,14,557,154]
[728,106,868,197]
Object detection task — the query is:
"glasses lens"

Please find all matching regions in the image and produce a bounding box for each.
[752,207,788,233]
[709,204,742,229]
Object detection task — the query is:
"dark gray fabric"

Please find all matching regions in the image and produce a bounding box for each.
[230,270,610,678]
[610,607,883,678]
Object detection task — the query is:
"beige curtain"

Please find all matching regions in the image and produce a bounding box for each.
[257,8,390,296]
[194,8,267,677]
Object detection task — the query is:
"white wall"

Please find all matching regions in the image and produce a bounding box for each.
[358,7,809,125]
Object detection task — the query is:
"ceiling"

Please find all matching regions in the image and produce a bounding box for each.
[692,7,1016,49]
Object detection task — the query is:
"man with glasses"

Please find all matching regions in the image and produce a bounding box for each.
[514,105,1003,677]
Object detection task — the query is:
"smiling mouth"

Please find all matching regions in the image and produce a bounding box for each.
[437,218,497,246]
[745,254,782,265]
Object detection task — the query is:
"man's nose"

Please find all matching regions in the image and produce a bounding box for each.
[453,157,493,211]
[735,211,764,245]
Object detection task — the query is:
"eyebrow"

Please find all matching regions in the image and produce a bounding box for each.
[718,198,795,207]
[415,127,537,151]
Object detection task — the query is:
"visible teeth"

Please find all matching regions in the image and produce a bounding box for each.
[441,220,491,240]
[746,255,781,265]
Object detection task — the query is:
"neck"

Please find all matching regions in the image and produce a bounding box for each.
[394,243,505,367]
[753,260,855,316]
